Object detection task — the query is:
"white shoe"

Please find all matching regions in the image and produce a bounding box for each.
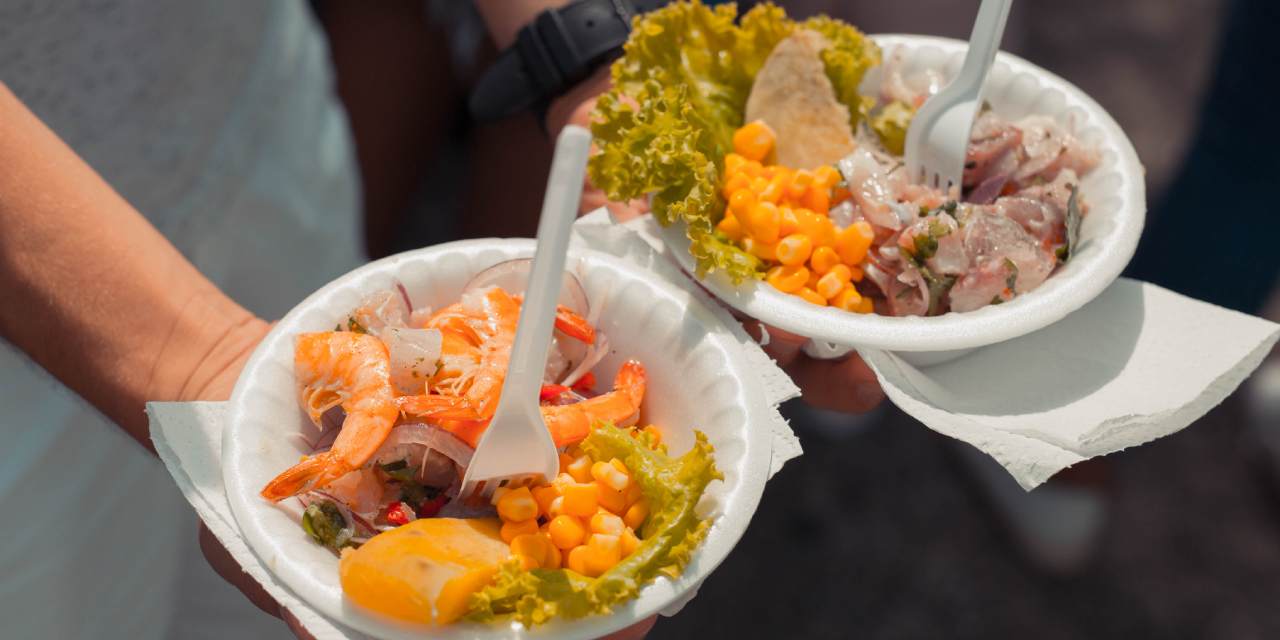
[954,442,1107,575]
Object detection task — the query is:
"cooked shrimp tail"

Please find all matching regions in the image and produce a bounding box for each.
[260,332,398,502]
[542,359,646,447]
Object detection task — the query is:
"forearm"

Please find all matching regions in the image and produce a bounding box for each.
[0,83,265,448]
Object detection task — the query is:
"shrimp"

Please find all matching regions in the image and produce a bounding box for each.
[260,332,400,502]
[398,360,647,449]
[425,286,596,418]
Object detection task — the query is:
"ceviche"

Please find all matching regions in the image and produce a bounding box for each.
[259,261,720,627]
[590,1,1098,316]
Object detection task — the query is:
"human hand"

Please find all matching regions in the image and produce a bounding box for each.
[546,67,649,222]
[170,318,320,637]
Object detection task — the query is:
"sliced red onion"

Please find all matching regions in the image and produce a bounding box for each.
[966,173,1010,205]
[394,279,414,316]
[561,332,609,388]
[464,258,589,316]
[372,422,475,470]
[382,328,443,395]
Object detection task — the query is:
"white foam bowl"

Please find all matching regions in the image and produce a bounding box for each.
[223,239,772,639]
[658,35,1145,363]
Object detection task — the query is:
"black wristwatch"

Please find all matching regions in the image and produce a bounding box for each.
[469,0,668,124]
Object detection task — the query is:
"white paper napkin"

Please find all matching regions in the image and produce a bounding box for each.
[615,213,1278,490]
[859,278,1280,489]
[147,212,802,638]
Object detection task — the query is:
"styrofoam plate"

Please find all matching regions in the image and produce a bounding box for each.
[223,239,772,639]
[658,34,1146,353]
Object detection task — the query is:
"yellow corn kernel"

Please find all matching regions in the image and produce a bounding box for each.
[816,270,851,300]
[496,487,537,522]
[741,237,777,262]
[500,518,539,544]
[850,265,865,282]
[741,159,765,178]
[624,478,643,506]
[856,296,875,314]
[590,511,626,536]
[778,206,799,236]
[558,452,574,472]
[836,221,875,265]
[732,120,776,162]
[787,170,814,200]
[561,482,598,517]
[591,460,630,492]
[544,541,562,569]
[775,233,813,267]
[717,212,744,241]
[809,245,841,275]
[567,545,592,576]
[623,500,649,530]
[547,496,565,517]
[795,208,836,247]
[566,455,593,484]
[516,553,540,571]
[813,165,841,189]
[510,533,551,567]
[826,263,853,284]
[620,528,641,556]
[729,189,756,218]
[831,285,863,311]
[721,173,750,199]
[796,287,827,306]
[724,152,748,176]
[531,485,560,517]
[489,486,509,506]
[548,514,587,550]
[584,534,622,575]
[766,264,809,293]
[749,176,769,194]
[748,202,781,245]
[758,173,790,204]
[596,483,629,515]
[807,267,822,290]
[801,186,830,216]
[436,565,500,625]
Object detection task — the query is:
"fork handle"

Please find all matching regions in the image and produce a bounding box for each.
[501,126,592,415]
[954,0,1013,100]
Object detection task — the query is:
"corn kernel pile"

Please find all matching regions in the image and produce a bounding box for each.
[716,120,877,313]
[491,425,663,577]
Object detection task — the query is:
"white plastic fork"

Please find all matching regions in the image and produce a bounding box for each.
[903,0,1013,193]
[457,126,593,503]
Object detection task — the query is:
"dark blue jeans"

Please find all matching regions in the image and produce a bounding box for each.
[1125,0,1280,314]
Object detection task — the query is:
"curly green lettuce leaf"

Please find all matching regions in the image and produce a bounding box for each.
[589,1,879,283]
[465,425,722,627]
[870,100,915,155]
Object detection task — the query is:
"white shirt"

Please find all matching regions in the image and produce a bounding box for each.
[0,2,363,637]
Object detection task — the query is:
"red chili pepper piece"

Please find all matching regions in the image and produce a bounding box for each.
[539,384,570,402]
[386,502,412,526]
[417,494,448,518]
[570,373,593,391]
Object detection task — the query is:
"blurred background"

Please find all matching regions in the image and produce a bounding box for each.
[319,1,1278,638]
